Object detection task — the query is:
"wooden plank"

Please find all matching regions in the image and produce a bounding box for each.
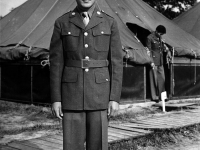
[28,139,62,150]
[46,134,63,141]
[122,123,171,129]
[108,135,119,141]
[108,130,132,140]
[153,103,196,108]
[38,136,63,145]
[108,127,144,137]
[132,117,197,126]
[108,130,131,139]
[20,141,60,150]
[8,142,40,150]
[0,145,19,150]
[109,124,152,134]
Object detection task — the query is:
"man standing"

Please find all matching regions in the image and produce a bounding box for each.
[146,25,170,103]
[50,0,123,149]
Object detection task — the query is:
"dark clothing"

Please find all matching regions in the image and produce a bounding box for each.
[149,66,165,100]
[63,110,108,150]
[146,31,165,66]
[50,7,123,110]
[146,32,165,100]
[50,5,123,150]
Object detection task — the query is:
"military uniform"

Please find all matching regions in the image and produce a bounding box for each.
[50,5,123,150]
[146,31,165,101]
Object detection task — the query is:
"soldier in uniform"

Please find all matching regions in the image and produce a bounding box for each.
[50,0,123,149]
[146,25,170,103]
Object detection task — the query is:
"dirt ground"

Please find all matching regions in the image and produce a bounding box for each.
[1,100,200,150]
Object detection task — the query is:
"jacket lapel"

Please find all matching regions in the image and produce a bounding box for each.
[69,8,85,30]
[85,7,103,30]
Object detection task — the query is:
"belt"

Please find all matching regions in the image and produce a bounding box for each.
[65,59,109,69]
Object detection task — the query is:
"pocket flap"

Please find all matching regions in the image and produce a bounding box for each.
[95,71,110,83]
[93,28,111,36]
[62,29,80,36]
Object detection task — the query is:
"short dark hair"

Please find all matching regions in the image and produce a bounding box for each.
[156,25,166,34]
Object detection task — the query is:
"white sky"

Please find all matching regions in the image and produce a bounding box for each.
[0,0,200,17]
[0,0,27,16]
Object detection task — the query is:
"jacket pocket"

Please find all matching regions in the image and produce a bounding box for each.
[61,29,80,51]
[92,27,111,51]
[62,68,78,83]
[95,70,110,84]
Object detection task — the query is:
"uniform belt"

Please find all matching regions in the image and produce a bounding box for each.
[65,59,109,69]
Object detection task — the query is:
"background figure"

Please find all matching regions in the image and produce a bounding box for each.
[49,0,123,150]
[146,25,170,103]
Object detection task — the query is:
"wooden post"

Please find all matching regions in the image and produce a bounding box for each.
[0,65,1,98]
[30,66,33,104]
[144,66,146,102]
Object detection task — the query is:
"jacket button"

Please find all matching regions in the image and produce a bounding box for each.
[101,31,104,34]
[84,32,88,36]
[68,32,71,35]
[85,44,88,48]
[85,68,89,72]
[85,56,89,60]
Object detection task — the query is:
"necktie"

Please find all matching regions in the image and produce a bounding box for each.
[82,12,89,26]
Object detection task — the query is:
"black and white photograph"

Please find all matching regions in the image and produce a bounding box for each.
[0,0,200,149]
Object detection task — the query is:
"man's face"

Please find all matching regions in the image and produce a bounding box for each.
[76,0,96,10]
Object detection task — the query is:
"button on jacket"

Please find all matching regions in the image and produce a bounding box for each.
[49,7,123,110]
[146,32,164,66]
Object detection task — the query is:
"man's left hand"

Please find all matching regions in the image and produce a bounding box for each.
[108,101,119,117]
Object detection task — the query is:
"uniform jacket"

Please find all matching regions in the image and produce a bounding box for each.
[146,32,165,66]
[49,6,123,110]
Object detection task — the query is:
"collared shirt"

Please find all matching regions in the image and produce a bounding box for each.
[77,4,96,19]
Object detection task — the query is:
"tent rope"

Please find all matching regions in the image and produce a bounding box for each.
[24,46,32,60]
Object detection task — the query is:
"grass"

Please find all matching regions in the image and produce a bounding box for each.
[0,100,61,138]
[1,100,200,149]
[108,124,200,150]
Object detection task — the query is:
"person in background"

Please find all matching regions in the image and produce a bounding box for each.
[49,0,123,149]
[146,25,171,103]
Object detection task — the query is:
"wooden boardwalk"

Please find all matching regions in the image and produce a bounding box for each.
[1,105,200,150]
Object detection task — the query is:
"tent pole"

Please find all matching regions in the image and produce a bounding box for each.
[144,66,146,102]
[30,66,33,104]
[0,65,1,98]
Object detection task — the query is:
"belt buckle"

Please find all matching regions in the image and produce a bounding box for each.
[81,58,90,69]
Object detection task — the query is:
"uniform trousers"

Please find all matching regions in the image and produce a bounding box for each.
[63,110,108,150]
[149,65,165,100]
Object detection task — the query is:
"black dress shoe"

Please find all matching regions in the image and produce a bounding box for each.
[152,99,160,103]
[165,99,169,102]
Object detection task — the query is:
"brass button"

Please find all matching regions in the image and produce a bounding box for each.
[84,32,88,36]
[85,44,88,48]
[85,68,89,72]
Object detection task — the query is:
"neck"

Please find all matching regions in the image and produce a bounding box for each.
[77,4,95,12]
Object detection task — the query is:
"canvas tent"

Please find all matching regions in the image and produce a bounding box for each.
[173,3,200,41]
[1,0,200,104]
[1,0,200,61]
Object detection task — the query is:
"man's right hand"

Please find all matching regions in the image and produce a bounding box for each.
[51,102,63,120]
[151,62,155,69]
